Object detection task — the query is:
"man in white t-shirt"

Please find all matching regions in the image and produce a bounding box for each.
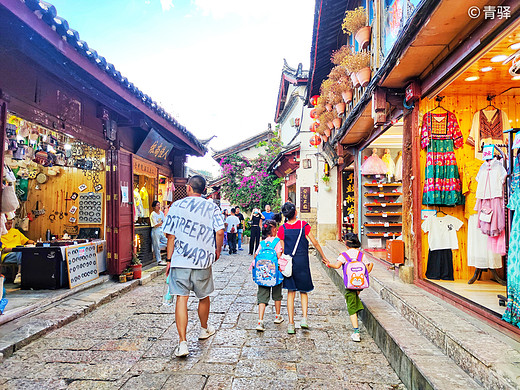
[225,208,240,254]
[162,175,225,358]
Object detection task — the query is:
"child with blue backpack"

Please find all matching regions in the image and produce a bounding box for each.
[325,234,373,342]
[250,219,285,331]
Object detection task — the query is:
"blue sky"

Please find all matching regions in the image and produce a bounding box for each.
[48,0,315,174]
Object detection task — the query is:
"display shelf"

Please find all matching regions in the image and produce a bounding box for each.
[364,192,402,197]
[364,223,402,227]
[365,212,402,217]
[364,183,401,187]
[364,202,402,207]
[366,233,401,238]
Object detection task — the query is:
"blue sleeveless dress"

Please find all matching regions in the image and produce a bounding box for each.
[282,222,314,292]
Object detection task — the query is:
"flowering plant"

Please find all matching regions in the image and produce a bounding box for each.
[219,130,283,212]
[342,7,367,36]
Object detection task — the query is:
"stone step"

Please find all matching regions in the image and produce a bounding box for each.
[319,241,520,390]
[0,266,166,361]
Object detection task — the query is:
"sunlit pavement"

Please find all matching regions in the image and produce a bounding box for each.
[0,251,404,389]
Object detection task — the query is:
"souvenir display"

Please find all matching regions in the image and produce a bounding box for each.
[420,108,464,206]
[78,193,103,224]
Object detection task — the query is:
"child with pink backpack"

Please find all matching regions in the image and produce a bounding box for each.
[325,235,373,342]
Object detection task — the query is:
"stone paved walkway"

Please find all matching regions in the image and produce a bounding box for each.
[0,251,404,389]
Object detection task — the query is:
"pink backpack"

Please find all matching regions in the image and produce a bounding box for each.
[341,251,369,290]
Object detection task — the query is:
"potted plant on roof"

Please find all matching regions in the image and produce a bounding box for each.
[355,50,372,87]
[331,45,353,66]
[329,82,347,117]
[320,79,334,112]
[341,53,361,88]
[131,251,142,279]
[342,6,371,50]
[320,111,335,133]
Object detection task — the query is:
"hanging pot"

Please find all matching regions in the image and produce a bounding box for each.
[324,128,331,137]
[356,67,372,87]
[325,103,333,112]
[333,117,342,129]
[355,26,372,50]
[351,72,361,88]
[327,121,334,130]
[335,102,346,117]
[342,90,353,104]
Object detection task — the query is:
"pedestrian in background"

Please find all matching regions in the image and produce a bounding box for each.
[248,208,263,255]
[235,206,245,251]
[222,209,229,251]
[150,200,167,266]
[162,175,225,357]
[262,204,275,221]
[225,208,240,254]
[325,236,373,342]
[277,202,329,334]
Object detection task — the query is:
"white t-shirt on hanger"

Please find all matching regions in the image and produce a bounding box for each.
[421,215,463,251]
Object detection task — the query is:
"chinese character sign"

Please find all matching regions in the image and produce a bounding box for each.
[136,128,174,164]
[344,172,355,218]
[300,187,311,213]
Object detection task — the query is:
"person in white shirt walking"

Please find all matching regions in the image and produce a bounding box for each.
[150,200,167,266]
[163,176,225,357]
[225,208,240,254]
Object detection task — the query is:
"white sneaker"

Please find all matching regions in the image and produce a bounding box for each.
[256,320,265,331]
[274,314,284,324]
[158,261,167,266]
[300,317,309,329]
[351,332,361,342]
[13,273,21,284]
[174,341,189,357]
[199,324,216,340]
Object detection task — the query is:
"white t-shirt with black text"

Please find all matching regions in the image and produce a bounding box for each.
[162,196,225,269]
[421,215,463,251]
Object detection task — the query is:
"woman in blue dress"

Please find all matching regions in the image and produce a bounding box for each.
[277,202,329,334]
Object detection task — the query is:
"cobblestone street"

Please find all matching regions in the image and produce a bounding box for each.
[0,252,404,390]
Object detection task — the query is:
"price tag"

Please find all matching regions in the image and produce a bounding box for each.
[378,184,383,188]
[382,213,388,218]
[382,203,386,207]
[482,144,495,160]
[379,193,384,198]
[384,233,389,237]
[384,222,390,227]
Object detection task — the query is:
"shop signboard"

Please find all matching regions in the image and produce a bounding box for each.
[65,243,99,288]
[344,172,355,217]
[300,187,311,213]
[136,128,174,165]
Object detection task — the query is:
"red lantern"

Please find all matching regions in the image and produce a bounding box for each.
[310,134,321,146]
[310,122,319,132]
[310,109,318,119]
[310,95,320,106]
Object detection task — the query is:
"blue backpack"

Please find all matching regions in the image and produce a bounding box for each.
[252,238,283,287]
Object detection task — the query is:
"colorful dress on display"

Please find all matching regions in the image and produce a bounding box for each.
[503,189,520,328]
[140,186,150,217]
[421,111,464,206]
[381,152,395,178]
[462,160,502,268]
[361,152,388,175]
[466,109,509,160]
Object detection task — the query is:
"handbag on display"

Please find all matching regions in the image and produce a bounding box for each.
[279,224,304,278]
[479,208,493,223]
[1,184,20,213]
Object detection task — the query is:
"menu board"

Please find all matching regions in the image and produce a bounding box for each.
[65,243,99,288]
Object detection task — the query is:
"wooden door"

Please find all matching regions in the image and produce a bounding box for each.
[106,150,134,274]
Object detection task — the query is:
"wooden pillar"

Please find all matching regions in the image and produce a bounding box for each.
[401,103,420,283]
[353,150,360,235]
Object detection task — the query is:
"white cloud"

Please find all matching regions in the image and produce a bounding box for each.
[159,0,174,11]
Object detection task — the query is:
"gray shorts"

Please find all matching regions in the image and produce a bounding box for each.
[168,267,214,299]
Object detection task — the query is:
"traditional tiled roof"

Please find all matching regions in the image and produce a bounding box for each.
[212,130,272,161]
[274,60,308,123]
[20,0,205,153]
[307,0,349,104]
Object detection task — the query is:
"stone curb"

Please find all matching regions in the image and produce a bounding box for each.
[317,243,486,390]
[0,266,166,362]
